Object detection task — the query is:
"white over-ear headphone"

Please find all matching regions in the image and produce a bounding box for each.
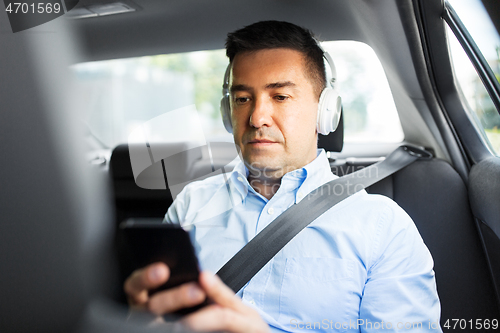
[220,44,342,135]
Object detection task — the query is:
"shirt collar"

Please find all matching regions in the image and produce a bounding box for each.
[229,161,250,200]
[229,149,335,203]
[294,149,336,203]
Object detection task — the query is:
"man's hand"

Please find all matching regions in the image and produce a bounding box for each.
[182,272,270,333]
[124,262,206,315]
[123,263,270,333]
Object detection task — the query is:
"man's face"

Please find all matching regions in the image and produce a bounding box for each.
[230,48,319,179]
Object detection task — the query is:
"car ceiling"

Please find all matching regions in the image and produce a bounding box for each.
[72,0,449,159]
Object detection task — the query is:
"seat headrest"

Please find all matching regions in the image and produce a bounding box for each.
[318,109,344,152]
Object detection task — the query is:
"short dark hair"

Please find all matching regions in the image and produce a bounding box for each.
[225,20,326,97]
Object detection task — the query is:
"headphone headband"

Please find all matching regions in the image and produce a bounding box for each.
[315,40,337,90]
[222,63,230,93]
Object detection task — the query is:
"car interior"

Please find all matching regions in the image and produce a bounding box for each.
[1,0,500,332]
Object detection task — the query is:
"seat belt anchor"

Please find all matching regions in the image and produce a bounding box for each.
[402,145,433,159]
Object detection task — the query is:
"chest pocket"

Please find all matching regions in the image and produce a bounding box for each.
[279,258,357,332]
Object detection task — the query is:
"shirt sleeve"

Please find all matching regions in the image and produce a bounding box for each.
[163,203,180,224]
[163,185,189,225]
[359,203,443,333]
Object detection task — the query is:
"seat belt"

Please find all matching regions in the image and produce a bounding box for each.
[216,145,432,293]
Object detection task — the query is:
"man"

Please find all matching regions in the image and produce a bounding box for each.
[125,21,441,332]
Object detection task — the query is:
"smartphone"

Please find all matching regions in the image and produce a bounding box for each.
[118,218,206,315]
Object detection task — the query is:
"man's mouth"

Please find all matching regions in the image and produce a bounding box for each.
[248,139,276,144]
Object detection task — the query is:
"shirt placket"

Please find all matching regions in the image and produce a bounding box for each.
[241,177,302,310]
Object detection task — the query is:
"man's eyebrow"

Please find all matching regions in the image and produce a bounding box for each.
[230,81,297,93]
[230,84,252,93]
[265,81,296,89]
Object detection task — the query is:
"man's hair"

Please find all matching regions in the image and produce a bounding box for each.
[225,20,326,97]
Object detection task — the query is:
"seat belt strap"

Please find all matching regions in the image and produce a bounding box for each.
[216,145,431,293]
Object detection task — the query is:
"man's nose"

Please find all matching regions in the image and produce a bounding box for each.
[249,97,273,128]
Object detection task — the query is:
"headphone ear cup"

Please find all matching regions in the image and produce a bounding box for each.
[220,95,233,133]
[317,88,342,135]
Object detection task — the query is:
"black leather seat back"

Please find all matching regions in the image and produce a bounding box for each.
[368,158,500,324]
[469,156,500,305]
[109,141,240,226]
[110,144,174,227]
[0,12,155,333]
[0,15,97,333]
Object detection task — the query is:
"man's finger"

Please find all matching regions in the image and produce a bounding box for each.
[183,304,269,333]
[198,272,246,312]
[182,305,247,333]
[147,282,206,315]
[124,262,169,304]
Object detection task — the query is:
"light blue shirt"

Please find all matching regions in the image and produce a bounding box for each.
[165,149,442,332]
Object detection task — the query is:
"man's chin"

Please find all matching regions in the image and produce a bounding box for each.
[244,156,281,175]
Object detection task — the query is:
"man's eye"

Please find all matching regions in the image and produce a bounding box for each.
[234,97,250,105]
[275,95,289,101]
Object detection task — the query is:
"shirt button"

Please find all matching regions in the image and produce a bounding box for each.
[237,176,245,183]
[298,191,304,199]
[249,300,256,305]
[267,207,274,215]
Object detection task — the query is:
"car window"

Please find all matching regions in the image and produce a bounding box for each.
[446,0,500,155]
[321,41,403,143]
[72,41,403,148]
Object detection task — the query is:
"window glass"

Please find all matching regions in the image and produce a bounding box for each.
[72,42,403,148]
[446,0,500,155]
[322,41,403,143]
